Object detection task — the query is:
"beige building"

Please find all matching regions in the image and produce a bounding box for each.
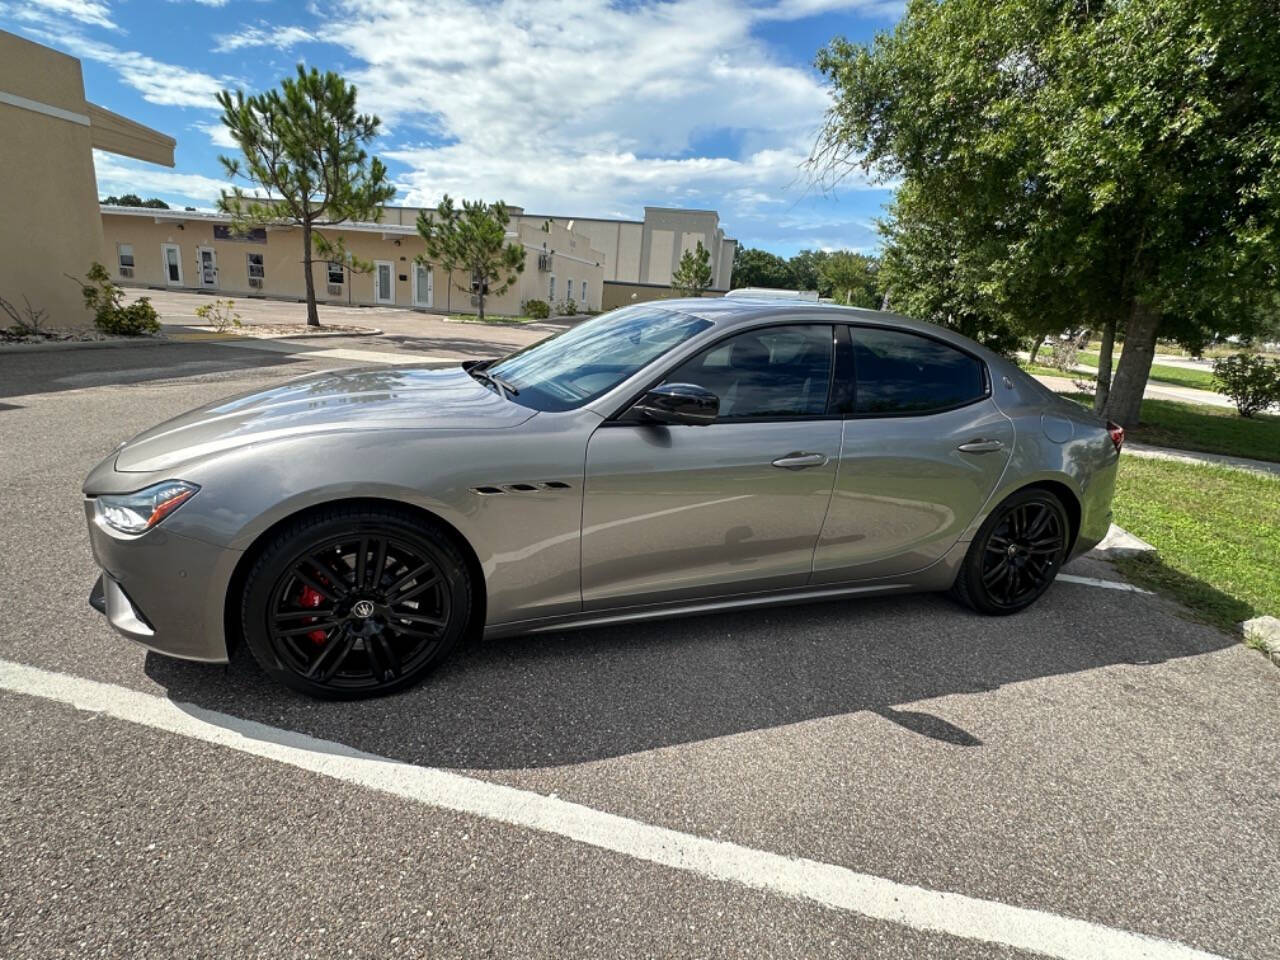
[511,207,737,309]
[100,201,738,316]
[0,30,174,330]
[101,206,607,316]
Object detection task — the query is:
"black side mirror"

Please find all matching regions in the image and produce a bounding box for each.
[632,382,719,426]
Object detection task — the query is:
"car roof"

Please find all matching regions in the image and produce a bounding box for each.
[655,296,1001,361]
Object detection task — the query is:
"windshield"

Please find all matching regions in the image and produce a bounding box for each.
[487,305,712,412]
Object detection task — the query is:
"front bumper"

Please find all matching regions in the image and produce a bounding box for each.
[84,499,238,663]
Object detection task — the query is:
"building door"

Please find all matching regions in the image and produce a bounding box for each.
[161,244,182,285]
[374,260,395,304]
[197,247,217,288]
[412,262,433,308]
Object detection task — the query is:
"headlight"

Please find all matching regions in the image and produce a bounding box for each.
[94,480,200,535]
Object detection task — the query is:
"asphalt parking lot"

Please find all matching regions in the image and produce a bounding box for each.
[1,337,1277,959]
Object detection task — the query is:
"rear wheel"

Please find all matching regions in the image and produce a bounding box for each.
[241,506,472,699]
[950,488,1069,615]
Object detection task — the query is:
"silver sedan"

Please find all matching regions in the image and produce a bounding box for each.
[84,299,1121,698]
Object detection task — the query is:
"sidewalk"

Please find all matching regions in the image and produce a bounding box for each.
[1030,370,1233,409]
[1122,442,1280,478]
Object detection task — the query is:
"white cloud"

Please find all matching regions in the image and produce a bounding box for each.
[213,24,316,53]
[0,0,118,31]
[193,120,238,148]
[287,0,885,235]
[30,32,234,109]
[93,150,228,206]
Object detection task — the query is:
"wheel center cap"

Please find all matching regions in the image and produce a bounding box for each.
[1007,544,1019,557]
[352,599,376,618]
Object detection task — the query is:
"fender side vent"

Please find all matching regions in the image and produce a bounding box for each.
[471,481,573,496]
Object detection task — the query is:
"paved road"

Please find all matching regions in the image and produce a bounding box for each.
[1,338,1277,959]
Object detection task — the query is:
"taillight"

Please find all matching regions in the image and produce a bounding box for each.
[1106,420,1124,453]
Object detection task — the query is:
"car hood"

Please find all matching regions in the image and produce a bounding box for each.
[112,365,536,473]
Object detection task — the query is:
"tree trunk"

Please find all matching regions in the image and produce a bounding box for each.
[301,220,319,327]
[1092,317,1116,414]
[1103,300,1160,428]
[1028,333,1046,364]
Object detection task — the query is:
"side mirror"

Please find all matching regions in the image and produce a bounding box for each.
[632,382,719,426]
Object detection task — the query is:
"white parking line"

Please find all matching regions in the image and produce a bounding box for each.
[1058,574,1154,594]
[0,658,1222,960]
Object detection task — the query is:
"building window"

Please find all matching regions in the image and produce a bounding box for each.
[117,243,135,278]
[247,253,265,286]
[581,281,588,307]
[566,279,574,301]
[327,261,344,285]
[548,275,556,301]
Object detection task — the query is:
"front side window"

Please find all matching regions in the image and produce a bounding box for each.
[327,262,344,285]
[850,327,986,415]
[488,305,711,412]
[662,324,833,420]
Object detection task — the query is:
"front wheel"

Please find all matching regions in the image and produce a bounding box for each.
[241,506,473,699]
[950,488,1070,615]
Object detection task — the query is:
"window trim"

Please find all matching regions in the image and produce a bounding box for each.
[839,322,991,420]
[246,251,265,281]
[605,321,841,426]
[116,242,135,271]
[326,261,345,285]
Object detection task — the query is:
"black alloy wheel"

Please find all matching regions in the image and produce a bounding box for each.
[951,488,1069,615]
[242,507,471,698]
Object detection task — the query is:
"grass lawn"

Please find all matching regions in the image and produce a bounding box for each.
[1110,457,1280,633]
[1059,393,1280,463]
[447,312,538,325]
[1076,351,1216,391]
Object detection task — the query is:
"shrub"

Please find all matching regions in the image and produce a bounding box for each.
[556,298,578,317]
[1046,338,1078,374]
[522,298,550,319]
[0,294,48,336]
[195,298,242,333]
[1212,353,1280,417]
[79,262,160,335]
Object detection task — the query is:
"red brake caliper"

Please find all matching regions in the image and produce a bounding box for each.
[297,584,328,644]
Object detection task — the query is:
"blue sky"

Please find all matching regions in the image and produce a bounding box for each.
[1,0,903,257]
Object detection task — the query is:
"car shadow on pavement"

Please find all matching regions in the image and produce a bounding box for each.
[144,578,1235,771]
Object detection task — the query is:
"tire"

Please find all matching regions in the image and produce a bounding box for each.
[950,487,1070,616]
[240,505,473,699]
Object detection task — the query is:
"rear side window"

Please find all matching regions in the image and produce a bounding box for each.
[851,327,986,415]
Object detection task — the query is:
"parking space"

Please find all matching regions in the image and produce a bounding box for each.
[1,338,1277,959]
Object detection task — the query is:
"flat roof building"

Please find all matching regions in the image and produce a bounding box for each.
[100,203,737,317]
[1,30,175,330]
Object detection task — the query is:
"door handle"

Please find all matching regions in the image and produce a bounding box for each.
[956,439,1005,454]
[772,452,828,469]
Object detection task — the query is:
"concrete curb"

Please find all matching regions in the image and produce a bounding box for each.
[1240,616,1280,667]
[1089,523,1157,560]
[0,336,174,355]
[180,327,383,341]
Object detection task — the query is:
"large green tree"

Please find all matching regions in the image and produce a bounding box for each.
[217,65,395,326]
[819,250,881,309]
[417,196,525,320]
[811,0,1280,426]
[731,247,793,289]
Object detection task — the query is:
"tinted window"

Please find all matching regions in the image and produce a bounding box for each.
[663,325,833,420]
[851,328,985,414]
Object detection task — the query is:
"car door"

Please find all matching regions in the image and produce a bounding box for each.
[582,324,842,610]
[812,324,1013,582]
